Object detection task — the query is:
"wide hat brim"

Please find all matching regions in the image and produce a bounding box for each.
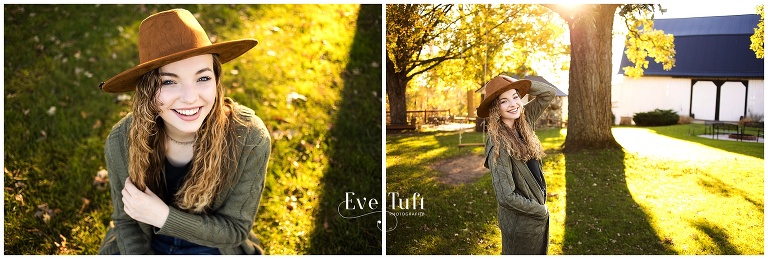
[100,39,257,93]
[476,76,531,118]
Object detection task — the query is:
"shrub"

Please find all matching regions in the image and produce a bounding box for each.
[633,109,679,126]
[746,111,764,122]
[678,115,693,124]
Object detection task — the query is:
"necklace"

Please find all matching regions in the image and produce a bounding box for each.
[167,135,195,145]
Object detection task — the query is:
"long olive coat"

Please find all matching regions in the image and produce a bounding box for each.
[483,80,555,254]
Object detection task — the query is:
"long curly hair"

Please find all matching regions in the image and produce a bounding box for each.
[128,54,240,213]
[487,97,546,162]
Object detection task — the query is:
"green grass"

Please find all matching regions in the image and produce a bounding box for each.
[4,4,381,255]
[386,124,763,254]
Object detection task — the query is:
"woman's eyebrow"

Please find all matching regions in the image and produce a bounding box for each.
[159,67,212,78]
[196,67,212,74]
[159,72,178,78]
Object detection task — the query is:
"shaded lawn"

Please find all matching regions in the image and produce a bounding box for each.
[4,4,381,255]
[385,124,763,254]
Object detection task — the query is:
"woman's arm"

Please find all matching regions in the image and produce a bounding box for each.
[104,118,155,254]
[154,117,271,248]
[523,80,557,124]
[485,141,548,219]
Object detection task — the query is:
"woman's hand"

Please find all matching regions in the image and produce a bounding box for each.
[122,178,169,229]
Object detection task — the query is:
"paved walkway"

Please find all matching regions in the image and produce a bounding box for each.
[612,127,763,162]
[419,123,475,132]
[696,134,763,143]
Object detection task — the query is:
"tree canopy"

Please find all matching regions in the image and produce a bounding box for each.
[750,5,764,59]
[386,4,569,120]
[619,5,676,78]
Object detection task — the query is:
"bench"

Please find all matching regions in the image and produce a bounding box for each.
[711,122,739,140]
[740,122,764,142]
[457,143,484,148]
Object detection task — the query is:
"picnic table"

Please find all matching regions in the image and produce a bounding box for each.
[701,121,763,142]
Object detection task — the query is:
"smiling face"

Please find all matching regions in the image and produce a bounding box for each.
[156,54,217,140]
[497,88,523,128]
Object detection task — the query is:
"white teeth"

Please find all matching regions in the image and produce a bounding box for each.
[175,107,200,116]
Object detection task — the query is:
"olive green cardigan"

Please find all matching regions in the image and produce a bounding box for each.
[483,80,556,254]
[98,102,271,255]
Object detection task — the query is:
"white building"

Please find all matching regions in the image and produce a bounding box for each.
[613,14,764,123]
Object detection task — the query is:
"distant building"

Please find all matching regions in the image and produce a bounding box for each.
[614,14,764,123]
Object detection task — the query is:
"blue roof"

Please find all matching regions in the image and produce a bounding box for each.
[618,14,763,78]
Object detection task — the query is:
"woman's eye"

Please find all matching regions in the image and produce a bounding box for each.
[198,76,212,82]
[161,80,175,85]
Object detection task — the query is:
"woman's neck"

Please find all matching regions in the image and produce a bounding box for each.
[164,126,196,143]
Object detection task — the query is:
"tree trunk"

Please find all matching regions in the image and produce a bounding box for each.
[386,55,409,125]
[562,4,622,152]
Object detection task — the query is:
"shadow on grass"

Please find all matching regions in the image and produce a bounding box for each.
[697,171,764,211]
[385,131,499,255]
[385,174,501,255]
[562,150,676,254]
[689,219,741,254]
[306,4,382,254]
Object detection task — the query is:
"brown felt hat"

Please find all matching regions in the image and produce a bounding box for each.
[99,9,258,93]
[476,75,531,118]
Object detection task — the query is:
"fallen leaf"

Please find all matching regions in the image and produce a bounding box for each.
[78,198,91,215]
[46,106,56,116]
[55,234,69,253]
[15,194,25,206]
[93,169,109,190]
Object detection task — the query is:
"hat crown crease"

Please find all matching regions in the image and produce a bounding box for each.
[138,9,211,64]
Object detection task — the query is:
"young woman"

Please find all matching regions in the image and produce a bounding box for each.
[477,75,555,254]
[97,9,270,255]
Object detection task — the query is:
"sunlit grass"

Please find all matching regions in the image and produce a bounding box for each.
[386,124,763,254]
[615,127,763,254]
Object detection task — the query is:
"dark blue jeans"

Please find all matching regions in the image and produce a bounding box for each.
[150,234,221,255]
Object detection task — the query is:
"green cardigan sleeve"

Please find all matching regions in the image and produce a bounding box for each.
[104,114,155,254]
[524,80,557,128]
[154,108,271,248]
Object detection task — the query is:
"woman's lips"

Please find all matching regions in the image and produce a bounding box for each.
[173,107,202,121]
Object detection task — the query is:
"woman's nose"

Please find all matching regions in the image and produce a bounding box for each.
[179,83,197,103]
